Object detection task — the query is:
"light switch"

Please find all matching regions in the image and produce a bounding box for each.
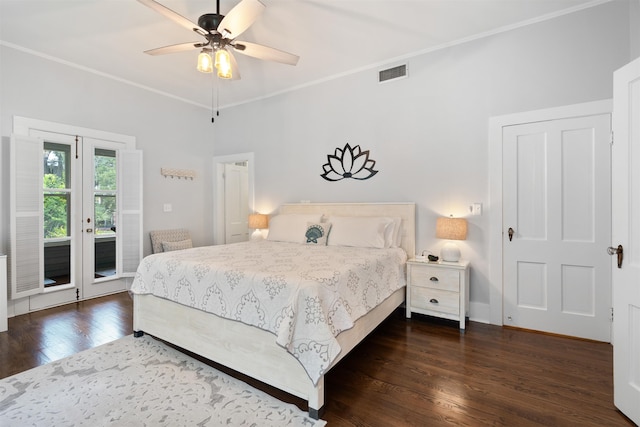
[471,203,482,216]
[163,203,172,213]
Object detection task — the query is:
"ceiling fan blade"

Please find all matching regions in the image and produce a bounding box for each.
[137,0,208,36]
[232,41,299,66]
[144,42,203,56]
[217,0,265,39]
[228,51,242,80]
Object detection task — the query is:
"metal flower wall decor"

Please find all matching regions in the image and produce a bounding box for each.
[321,143,379,181]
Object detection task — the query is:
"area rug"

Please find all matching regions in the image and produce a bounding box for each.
[0,335,326,426]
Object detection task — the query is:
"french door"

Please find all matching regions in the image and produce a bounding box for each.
[10,122,142,310]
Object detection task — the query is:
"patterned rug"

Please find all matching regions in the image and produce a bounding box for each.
[0,335,326,426]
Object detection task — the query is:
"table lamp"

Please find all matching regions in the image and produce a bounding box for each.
[436,216,468,262]
[248,213,269,241]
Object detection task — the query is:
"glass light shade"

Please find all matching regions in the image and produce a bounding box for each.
[196,50,213,73]
[248,213,268,230]
[215,49,232,79]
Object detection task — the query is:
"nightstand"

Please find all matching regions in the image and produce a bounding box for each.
[406,259,470,330]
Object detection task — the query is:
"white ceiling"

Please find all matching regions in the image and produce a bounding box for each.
[0,0,602,109]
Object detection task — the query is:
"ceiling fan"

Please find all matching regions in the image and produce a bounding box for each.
[137,0,299,79]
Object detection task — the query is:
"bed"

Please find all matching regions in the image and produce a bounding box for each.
[130,202,415,419]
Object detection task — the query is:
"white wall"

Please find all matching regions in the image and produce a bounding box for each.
[0,46,216,258]
[211,1,632,322]
[0,1,635,322]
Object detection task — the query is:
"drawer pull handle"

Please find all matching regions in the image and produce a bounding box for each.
[429,276,439,282]
[429,298,439,304]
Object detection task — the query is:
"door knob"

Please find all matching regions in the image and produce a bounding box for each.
[607,245,623,268]
[508,227,514,242]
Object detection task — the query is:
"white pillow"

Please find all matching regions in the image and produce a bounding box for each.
[391,217,403,247]
[267,214,323,243]
[382,217,402,248]
[327,216,393,248]
[162,239,193,252]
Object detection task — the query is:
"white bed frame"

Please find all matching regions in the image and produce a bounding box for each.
[133,202,415,419]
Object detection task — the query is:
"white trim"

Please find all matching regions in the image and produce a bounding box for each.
[212,152,255,245]
[13,116,135,148]
[0,254,7,331]
[487,99,612,325]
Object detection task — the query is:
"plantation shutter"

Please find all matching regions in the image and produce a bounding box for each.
[118,150,143,276]
[10,134,44,299]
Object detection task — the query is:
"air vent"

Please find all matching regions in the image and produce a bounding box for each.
[378,64,407,83]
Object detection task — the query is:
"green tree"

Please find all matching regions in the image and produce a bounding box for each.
[42,151,118,238]
[43,174,68,238]
[94,155,116,234]
[94,155,116,190]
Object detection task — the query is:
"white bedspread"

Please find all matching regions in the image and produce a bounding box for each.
[130,241,407,384]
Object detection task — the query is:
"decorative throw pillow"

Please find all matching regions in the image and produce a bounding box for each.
[305,222,332,245]
[162,239,193,252]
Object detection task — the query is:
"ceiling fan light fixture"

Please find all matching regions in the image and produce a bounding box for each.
[139,0,298,80]
[197,49,213,73]
[215,48,232,79]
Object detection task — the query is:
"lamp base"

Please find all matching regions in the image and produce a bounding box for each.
[440,241,461,262]
[250,229,264,241]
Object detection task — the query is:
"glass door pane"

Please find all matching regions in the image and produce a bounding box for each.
[93,149,117,279]
[43,143,72,288]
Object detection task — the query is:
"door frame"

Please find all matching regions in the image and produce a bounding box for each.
[487,99,612,326]
[10,116,136,317]
[212,152,255,245]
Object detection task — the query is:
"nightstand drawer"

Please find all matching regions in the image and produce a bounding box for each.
[410,266,459,292]
[410,286,460,315]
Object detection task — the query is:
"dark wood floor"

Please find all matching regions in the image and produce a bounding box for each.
[0,292,634,426]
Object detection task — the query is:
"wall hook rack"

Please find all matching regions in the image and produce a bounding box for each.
[160,168,196,180]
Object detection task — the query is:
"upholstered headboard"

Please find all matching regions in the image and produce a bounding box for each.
[278,202,416,257]
[149,228,191,254]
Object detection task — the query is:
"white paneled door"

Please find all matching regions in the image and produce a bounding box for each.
[503,114,612,341]
[224,162,249,243]
[611,57,640,425]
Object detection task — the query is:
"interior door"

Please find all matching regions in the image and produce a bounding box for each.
[503,114,612,341]
[224,162,249,243]
[611,57,640,425]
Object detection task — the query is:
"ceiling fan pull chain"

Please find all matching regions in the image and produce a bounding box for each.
[210,68,221,123]
[216,73,220,119]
